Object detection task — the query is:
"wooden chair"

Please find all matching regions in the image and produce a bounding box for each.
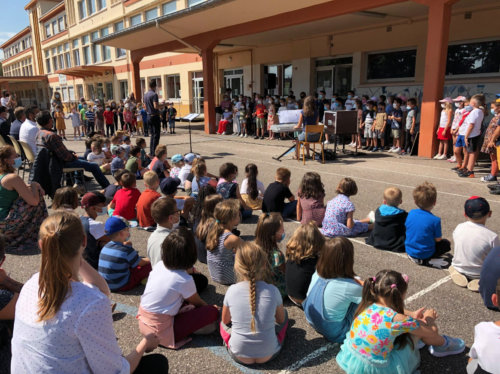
[18,140,35,180]
[297,125,325,164]
[8,136,25,175]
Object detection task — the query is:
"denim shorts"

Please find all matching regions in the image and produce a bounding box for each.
[455,135,466,148]
[298,132,321,142]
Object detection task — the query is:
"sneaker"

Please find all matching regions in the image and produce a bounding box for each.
[429,335,465,357]
[63,137,68,141]
[371,147,378,152]
[367,146,373,151]
[437,154,448,160]
[489,188,500,195]
[254,136,259,139]
[388,147,397,153]
[393,147,401,153]
[367,211,375,224]
[481,174,497,182]
[78,136,82,141]
[433,154,442,159]
[451,166,462,171]
[487,183,500,190]
[417,340,426,350]
[459,171,474,178]
[260,136,265,140]
[222,132,226,135]
[362,146,370,150]
[447,156,456,163]
[399,150,406,155]
[456,168,469,175]
[245,134,248,138]
[323,140,329,145]
[449,265,468,287]
[467,279,480,292]
[73,183,86,195]
[240,134,244,138]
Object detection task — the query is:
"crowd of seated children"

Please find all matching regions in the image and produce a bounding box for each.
[296,172,326,226]
[405,181,451,267]
[136,171,161,230]
[136,137,151,168]
[87,140,111,174]
[262,167,297,219]
[125,146,148,178]
[255,212,287,298]
[110,146,126,176]
[191,185,216,232]
[108,172,141,220]
[80,192,110,269]
[98,216,152,292]
[186,158,218,196]
[303,237,362,343]
[285,222,325,306]
[179,153,198,187]
[240,164,266,210]
[221,242,288,365]
[216,162,252,219]
[122,136,132,159]
[191,161,217,198]
[159,177,195,223]
[366,186,408,252]
[450,196,498,292]
[321,178,373,238]
[195,192,223,264]
[151,144,170,181]
[206,199,243,285]
[138,227,217,350]
[102,168,126,199]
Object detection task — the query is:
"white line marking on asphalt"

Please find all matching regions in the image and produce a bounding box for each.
[405,275,452,304]
[277,343,338,374]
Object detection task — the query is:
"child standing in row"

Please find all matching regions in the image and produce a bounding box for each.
[361,100,376,151]
[402,98,417,155]
[55,105,68,140]
[371,102,387,152]
[85,104,95,134]
[434,97,453,160]
[452,97,472,172]
[68,106,82,141]
[388,98,403,153]
[448,96,467,163]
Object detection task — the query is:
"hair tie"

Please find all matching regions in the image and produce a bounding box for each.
[372,277,376,282]
[391,284,397,289]
[402,274,409,284]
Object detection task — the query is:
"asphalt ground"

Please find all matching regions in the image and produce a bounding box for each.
[7,121,500,374]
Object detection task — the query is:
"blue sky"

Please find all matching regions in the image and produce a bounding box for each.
[0,3,31,59]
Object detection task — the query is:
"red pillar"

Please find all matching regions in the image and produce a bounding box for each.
[417,0,458,158]
[130,51,143,103]
[200,40,220,134]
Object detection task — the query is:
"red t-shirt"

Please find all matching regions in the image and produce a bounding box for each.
[103,110,115,125]
[136,189,161,227]
[255,104,266,118]
[112,187,141,220]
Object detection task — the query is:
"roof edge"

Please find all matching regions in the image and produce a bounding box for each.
[39,1,65,23]
[0,27,31,50]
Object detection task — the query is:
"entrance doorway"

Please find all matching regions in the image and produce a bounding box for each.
[315,57,353,99]
[192,72,204,113]
[224,69,244,97]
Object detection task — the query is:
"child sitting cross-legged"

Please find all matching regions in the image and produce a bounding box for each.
[221,242,288,365]
[216,162,252,219]
[467,278,500,374]
[336,270,465,374]
[366,186,408,252]
[240,164,266,210]
[80,192,110,270]
[254,212,287,298]
[98,216,152,292]
[206,199,244,285]
[108,172,141,220]
[160,177,195,224]
[450,196,499,292]
[170,154,185,179]
[136,171,161,230]
[303,237,362,342]
[405,181,451,267]
[321,178,373,238]
[125,146,148,179]
[101,169,127,199]
[110,147,126,177]
[195,193,223,264]
[191,161,217,198]
[52,186,79,211]
[138,227,219,349]
[297,172,326,226]
[285,221,325,306]
[262,167,297,219]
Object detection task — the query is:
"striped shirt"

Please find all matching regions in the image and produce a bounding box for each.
[207,231,236,285]
[85,110,95,122]
[98,241,141,291]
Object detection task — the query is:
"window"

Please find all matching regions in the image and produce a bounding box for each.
[96,0,106,10]
[130,14,141,26]
[73,49,81,66]
[64,42,70,51]
[58,17,65,32]
[91,31,101,63]
[82,34,89,45]
[316,57,353,67]
[145,8,158,21]
[58,54,65,70]
[87,0,96,15]
[87,84,95,100]
[150,77,162,98]
[52,56,58,71]
[58,45,63,54]
[367,49,417,80]
[162,1,176,15]
[72,39,79,48]
[46,55,52,73]
[446,40,500,76]
[77,85,84,99]
[62,87,68,101]
[106,82,113,101]
[52,20,59,35]
[65,53,71,68]
[45,24,52,38]
[166,75,180,99]
[83,46,91,65]
[68,86,75,101]
[119,80,128,100]
[78,0,87,20]
[188,0,204,6]
[101,27,111,61]
[115,21,126,58]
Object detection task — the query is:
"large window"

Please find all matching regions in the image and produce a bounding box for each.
[188,0,204,6]
[61,87,68,101]
[166,75,180,99]
[78,0,87,20]
[73,39,81,66]
[91,31,101,63]
[58,17,65,32]
[52,21,59,35]
[45,24,52,38]
[87,84,95,100]
[446,40,500,76]
[130,14,141,26]
[101,27,111,61]
[162,1,176,14]
[96,0,106,11]
[114,21,126,58]
[119,80,128,100]
[68,86,75,101]
[367,49,417,80]
[106,82,114,101]
[77,85,84,99]
[87,0,96,15]
[145,8,158,21]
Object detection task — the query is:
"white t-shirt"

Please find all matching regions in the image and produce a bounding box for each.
[19,119,39,155]
[178,164,192,186]
[1,97,9,107]
[87,152,105,166]
[452,221,500,278]
[240,178,265,198]
[345,99,356,111]
[439,110,449,128]
[469,322,500,374]
[140,262,196,315]
[89,217,106,240]
[12,273,129,374]
[463,108,484,138]
[452,108,464,130]
[147,226,172,268]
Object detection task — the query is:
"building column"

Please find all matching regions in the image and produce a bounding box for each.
[200,40,220,134]
[130,51,143,101]
[417,0,458,158]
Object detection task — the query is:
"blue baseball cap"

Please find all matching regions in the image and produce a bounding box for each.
[496,93,500,98]
[105,216,130,235]
[171,154,184,163]
[184,153,199,164]
[160,177,181,195]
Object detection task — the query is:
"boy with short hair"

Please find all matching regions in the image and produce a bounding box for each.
[85,104,95,134]
[80,192,110,269]
[125,145,147,178]
[401,98,417,156]
[136,171,161,230]
[110,135,120,153]
[167,102,177,134]
[388,97,403,153]
[405,181,451,266]
[450,197,499,291]
[160,177,195,221]
[108,172,141,220]
[345,91,356,111]
[102,168,127,198]
[110,146,126,176]
[361,100,376,151]
[121,136,131,158]
[262,167,297,218]
[467,279,500,374]
[151,145,169,180]
[372,101,387,152]
[366,187,408,252]
[98,216,151,292]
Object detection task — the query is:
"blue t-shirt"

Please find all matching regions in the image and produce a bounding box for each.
[405,209,442,259]
[391,109,403,129]
[386,104,393,125]
[479,246,500,309]
[140,109,148,123]
[98,241,141,291]
[111,157,125,176]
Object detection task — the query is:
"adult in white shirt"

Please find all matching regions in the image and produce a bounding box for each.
[11,211,169,374]
[19,106,41,155]
[463,95,485,177]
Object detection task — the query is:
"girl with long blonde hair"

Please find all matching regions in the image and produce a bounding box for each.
[221,242,288,365]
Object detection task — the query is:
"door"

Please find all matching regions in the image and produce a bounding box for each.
[96,83,104,101]
[335,66,352,98]
[192,78,204,113]
[316,67,334,98]
[225,76,243,97]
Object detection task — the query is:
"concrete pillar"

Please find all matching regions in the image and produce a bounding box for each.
[130,51,143,102]
[200,40,220,134]
[418,0,458,158]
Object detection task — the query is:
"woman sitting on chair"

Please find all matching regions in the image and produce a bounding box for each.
[293,96,320,160]
[0,145,47,251]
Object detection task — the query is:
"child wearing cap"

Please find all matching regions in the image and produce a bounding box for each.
[80,192,110,269]
[108,172,141,220]
[136,171,161,229]
[434,97,453,160]
[450,197,498,291]
[170,154,185,179]
[405,182,451,267]
[98,216,151,292]
[160,177,195,222]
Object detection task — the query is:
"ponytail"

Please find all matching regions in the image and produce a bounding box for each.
[245,164,259,201]
[205,199,240,251]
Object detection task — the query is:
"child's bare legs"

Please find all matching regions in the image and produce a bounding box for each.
[467,150,479,172]
[443,141,449,157]
[438,140,444,155]
[241,122,246,135]
[454,146,463,166]
[380,136,385,148]
[357,133,362,147]
[463,149,470,169]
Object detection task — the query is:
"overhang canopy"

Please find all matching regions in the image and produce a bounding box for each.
[55,65,113,79]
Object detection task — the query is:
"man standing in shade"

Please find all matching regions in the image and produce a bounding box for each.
[144,79,165,156]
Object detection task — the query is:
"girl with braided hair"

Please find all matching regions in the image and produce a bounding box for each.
[221,242,288,365]
[336,269,465,374]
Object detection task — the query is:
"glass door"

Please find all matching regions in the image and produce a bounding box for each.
[316,67,334,99]
[192,78,204,113]
[334,65,352,98]
[224,76,243,97]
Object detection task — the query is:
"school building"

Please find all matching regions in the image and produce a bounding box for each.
[1,0,499,157]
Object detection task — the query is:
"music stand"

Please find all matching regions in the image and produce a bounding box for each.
[181,113,200,153]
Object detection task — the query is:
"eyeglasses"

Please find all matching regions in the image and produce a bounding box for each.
[171,210,181,216]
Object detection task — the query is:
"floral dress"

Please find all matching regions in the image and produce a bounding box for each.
[320,194,368,238]
[480,114,500,154]
[267,106,277,131]
[268,248,286,298]
[170,167,181,179]
[336,304,421,374]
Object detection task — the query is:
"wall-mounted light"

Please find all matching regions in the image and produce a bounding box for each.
[228,57,232,61]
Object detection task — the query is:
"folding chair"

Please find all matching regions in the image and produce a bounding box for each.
[18,140,35,180]
[8,136,25,175]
